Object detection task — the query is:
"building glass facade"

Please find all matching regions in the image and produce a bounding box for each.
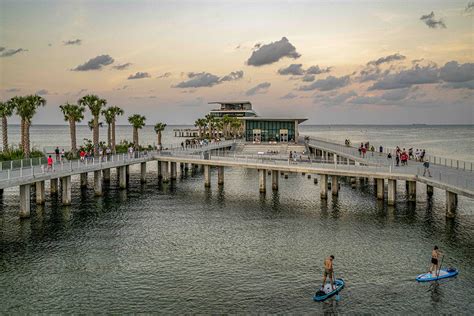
[244,120,296,142]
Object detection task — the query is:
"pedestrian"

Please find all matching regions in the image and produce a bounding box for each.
[55,146,60,161]
[370,145,375,156]
[379,145,383,156]
[396,154,400,166]
[361,146,367,158]
[47,155,53,172]
[80,149,86,162]
[423,161,432,177]
[61,148,65,162]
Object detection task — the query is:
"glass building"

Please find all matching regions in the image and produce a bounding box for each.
[241,117,307,143]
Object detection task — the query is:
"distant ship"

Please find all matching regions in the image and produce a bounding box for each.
[208,101,257,117]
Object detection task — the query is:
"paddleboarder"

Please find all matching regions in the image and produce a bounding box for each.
[322,255,335,290]
[429,246,442,276]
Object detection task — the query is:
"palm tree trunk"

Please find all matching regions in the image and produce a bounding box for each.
[157,132,162,147]
[2,116,8,152]
[133,127,138,150]
[70,119,77,156]
[93,115,99,157]
[20,118,25,151]
[111,120,116,154]
[107,124,111,147]
[24,121,30,158]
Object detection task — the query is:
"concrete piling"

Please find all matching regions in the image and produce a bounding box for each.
[162,161,170,183]
[407,180,416,202]
[272,170,279,191]
[19,184,31,218]
[446,191,457,218]
[50,178,59,195]
[320,174,328,199]
[331,175,339,196]
[204,165,211,187]
[94,170,102,196]
[35,181,45,205]
[259,169,266,193]
[103,168,111,182]
[170,162,177,180]
[217,166,224,186]
[140,162,147,183]
[388,179,397,206]
[119,166,127,189]
[376,178,384,200]
[80,173,88,187]
[427,184,434,197]
[61,176,72,205]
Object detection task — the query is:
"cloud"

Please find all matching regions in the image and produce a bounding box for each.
[313,90,357,106]
[0,47,27,57]
[367,53,406,66]
[278,64,305,75]
[280,92,298,99]
[369,65,439,90]
[442,80,474,90]
[439,61,474,82]
[246,37,300,66]
[113,63,132,70]
[349,95,383,105]
[380,88,410,101]
[306,65,332,75]
[128,72,151,80]
[72,54,114,71]
[246,82,271,96]
[299,75,351,91]
[466,1,474,12]
[173,70,243,88]
[157,72,172,79]
[64,39,81,46]
[220,70,244,82]
[357,67,388,82]
[35,89,49,95]
[6,88,20,92]
[420,11,446,29]
[302,74,315,82]
[115,85,128,90]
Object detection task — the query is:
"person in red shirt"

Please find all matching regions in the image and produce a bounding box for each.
[47,155,53,172]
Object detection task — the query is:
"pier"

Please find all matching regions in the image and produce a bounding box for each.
[0,138,472,219]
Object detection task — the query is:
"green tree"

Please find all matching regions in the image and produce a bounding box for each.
[59,103,85,157]
[194,118,206,139]
[154,122,167,149]
[0,99,16,151]
[15,95,46,158]
[101,106,124,153]
[222,115,233,139]
[128,114,146,150]
[78,94,107,157]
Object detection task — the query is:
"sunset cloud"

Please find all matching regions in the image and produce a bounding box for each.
[299,75,350,91]
[247,37,300,66]
[72,54,114,71]
[64,39,82,46]
[0,47,27,57]
[173,70,243,88]
[420,11,446,29]
[128,72,151,80]
[113,63,132,70]
[246,82,271,95]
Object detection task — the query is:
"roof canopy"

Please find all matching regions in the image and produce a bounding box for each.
[239,117,307,124]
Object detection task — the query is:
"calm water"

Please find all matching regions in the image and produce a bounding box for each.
[1,125,473,313]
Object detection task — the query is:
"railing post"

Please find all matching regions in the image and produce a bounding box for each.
[10,161,13,170]
[20,167,22,177]
[21,160,23,169]
[30,158,33,168]
[8,169,10,179]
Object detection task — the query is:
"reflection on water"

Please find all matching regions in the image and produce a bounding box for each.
[0,166,473,313]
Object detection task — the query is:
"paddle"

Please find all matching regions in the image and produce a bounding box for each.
[429,255,444,290]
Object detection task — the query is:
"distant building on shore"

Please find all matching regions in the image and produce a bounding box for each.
[208,101,257,117]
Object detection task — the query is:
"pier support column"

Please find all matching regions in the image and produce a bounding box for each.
[140,162,147,183]
[388,179,396,206]
[94,170,102,196]
[35,181,45,205]
[162,162,169,183]
[19,184,31,218]
[351,177,356,189]
[119,166,127,189]
[61,176,72,205]
[126,165,130,177]
[80,172,88,188]
[331,175,339,196]
[407,180,416,202]
[217,166,224,186]
[446,191,457,218]
[320,174,328,199]
[376,178,384,200]
[50,178,59,195]
[103,168,111,182]
[204,165,211,187]
[272,170,279,191]
[259,169,266,193]
[427,184,434,197]
[157,161,162,179]
[170,162,177,180]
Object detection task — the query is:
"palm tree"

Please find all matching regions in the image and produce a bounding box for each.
[15,95,46,157]
[60,103,85,157]
[154,122,166,149]
[128,114,146,150]
[222,115,233,139]
[102,106,124,153]
[230,117,242,138]
[78,94,107,157]
[194,118,206,139]
[205,114,215,139]
[0,99,15,151]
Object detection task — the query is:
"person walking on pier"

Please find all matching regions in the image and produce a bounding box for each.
[47,155,53,172]
[55,146,60,161]
[423,161,432,177]
[379,145,383,156]
[322,255,335,290]
[429,246,442,276]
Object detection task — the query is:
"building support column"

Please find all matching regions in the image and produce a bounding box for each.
[19,184,31,218]
[103,168,111,182]
[204,165,211,187]
[140,162,147,183]
[170,162,177,180]
[376,178,384,200]
[407,180,416,202]
[331,175,339,196]
[119,166,127,189]
[427,184,434,197]
[157,161,162,179]
[320,174,328,199]
[94,170,102,196]
[61,176,72,205]
[388,179,396,206]
[217,166,224,186]
[272,170,279,191]
[80,172,88,188]
[35,181,45,205]
[259,169,266,193]
[162,161,170,183]
[446,191,457,218]
[50,178,59,195]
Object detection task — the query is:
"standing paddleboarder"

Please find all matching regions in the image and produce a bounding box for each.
[322,255,335,290]
[429,246,442,275]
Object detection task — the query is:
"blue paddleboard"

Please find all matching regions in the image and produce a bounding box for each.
[416,268,458,282]
[313,279,345,302]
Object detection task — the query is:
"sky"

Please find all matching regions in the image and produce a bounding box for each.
[0,0,473,125]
